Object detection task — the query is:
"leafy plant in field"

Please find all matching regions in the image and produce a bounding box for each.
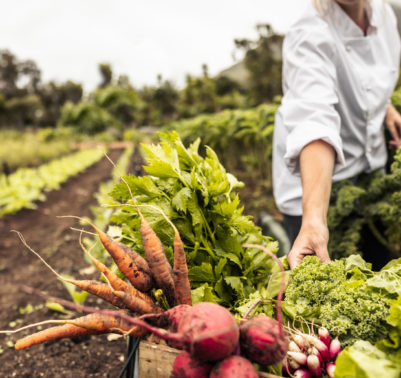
[109,131,278,307]
[328,148,401,260]
[165,103,279,214]
[0,149,104,217]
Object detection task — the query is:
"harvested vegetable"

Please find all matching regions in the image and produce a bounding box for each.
[171,351,212,378]
[239,244,288,365]
[209,355,258,378]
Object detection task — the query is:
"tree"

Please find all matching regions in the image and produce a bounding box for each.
[234,24,283,104]
[38,80,83,126]
[98,63,113,88]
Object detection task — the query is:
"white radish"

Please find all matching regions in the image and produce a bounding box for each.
[329,338,341,361]
[303,334,330,362]
[326,362,336,378]
[293,334,308,351]
[318,326,330,347]
[307,354,322,377]
[288,357,302,370]
[293,369,312,378]
[289,340,302,353]
[287,351,308,366]
[310,346,323,364]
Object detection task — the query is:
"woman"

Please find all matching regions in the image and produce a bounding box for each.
[272,0,401,269]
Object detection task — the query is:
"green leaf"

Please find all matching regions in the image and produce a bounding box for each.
[172,187,192,213]
[188,262,215,283]
[191,283,220,304]
[265,271,290,299]
[335,341,401,378]
[224,276,244,297]
[45,301,69,314]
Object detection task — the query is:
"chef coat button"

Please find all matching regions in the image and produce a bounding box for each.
[367,147,372,153]
[346,45,351,51]
[366,86,371,92]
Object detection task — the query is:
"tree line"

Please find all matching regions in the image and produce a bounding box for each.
[0,24,283,136]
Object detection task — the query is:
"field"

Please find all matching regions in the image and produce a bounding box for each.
[0,149,130,377]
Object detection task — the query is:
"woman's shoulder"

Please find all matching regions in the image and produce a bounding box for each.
[284,4,335,53]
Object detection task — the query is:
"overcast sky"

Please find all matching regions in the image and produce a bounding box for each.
[1,0,400,91]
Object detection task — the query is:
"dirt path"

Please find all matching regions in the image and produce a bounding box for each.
[0,148,132,378]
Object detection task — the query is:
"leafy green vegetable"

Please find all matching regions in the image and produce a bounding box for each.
[334,341,401,378]
[284,255,398,346]
[109,131,278,306]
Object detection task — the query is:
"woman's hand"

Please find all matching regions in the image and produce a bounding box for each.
[385,103,401,149]
[287,219,330,270]
[287,139,335,270]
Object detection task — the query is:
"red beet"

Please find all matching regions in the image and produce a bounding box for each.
[171,351,212,378]
[240,314,289,365]
[240,244,289,366]
[210,356,258,378]
[129,302,239,362]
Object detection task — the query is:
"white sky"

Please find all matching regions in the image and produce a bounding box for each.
[1,0,400,92]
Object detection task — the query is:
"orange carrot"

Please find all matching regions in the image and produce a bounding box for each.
[15,324,101,350]
[63,216,153,292]
[66,312,147,337]
[111,290,162,315]
[139,214,175,307]
[135,204,191,306]
[172,232,192,306]
[78,234,157,308]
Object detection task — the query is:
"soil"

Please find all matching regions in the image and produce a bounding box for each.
[0,148,135,378]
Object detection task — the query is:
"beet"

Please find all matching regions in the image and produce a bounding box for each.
[129,302,239,362]
[171,351,212,378]
[209,355,258,378]
[240,314,289,365]
[240,244,289,366]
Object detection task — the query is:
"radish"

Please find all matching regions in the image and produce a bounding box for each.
[289,340,302,353]
[293,369,312,378]
[171,351,212,378]
[309,346,323,365]
[239,244,289,365]
[293,334,308,351]
[287,351,308,366]
[209,355,258,378]
[329,338,341,361]
[318,326,330,348]
[307,354,322,377]
[326,362,336,378]
[126,302,239,362]
[302,334,330,362]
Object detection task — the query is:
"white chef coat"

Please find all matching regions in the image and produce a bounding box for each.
[273,0,401,216]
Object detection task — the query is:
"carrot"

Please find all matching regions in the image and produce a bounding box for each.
[15,324,101,350]
[172,231,192,306]
[14,313,147,350]
[61,216,153,292]
[136,204,192,306]
[139,214,175,307]
[78,233,158,310]
[66,312,147,337]
[112,290,162,315]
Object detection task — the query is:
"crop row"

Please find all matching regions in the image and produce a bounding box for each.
[0,148,105,217]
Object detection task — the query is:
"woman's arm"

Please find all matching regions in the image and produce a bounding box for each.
[287,139,335,269]
[385,103,401,150]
